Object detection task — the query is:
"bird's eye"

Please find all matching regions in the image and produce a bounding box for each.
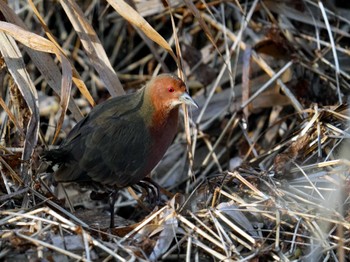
[168,87,175,93]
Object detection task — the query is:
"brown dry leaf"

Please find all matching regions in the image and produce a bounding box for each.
[1,1,349,260]
[28,0,95,109]
[107,0,177,61]
[0,96,24,136]
[0,1,83,121]
[0,33,39,181]
[52,56,73,144]
[0,22,56,54]
[254,27,295,60]
[135,0,182,17]
[0,21,74,146]
[0,21,74,145]
[0,155,23,185]
[60,0,124,97]
[274,133,311,174]
[111,222,141,237]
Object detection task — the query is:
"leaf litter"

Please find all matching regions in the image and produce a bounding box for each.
[0,0,350,261]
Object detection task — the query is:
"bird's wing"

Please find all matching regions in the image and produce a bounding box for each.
[53,89,152,186]
[61,88,145,148]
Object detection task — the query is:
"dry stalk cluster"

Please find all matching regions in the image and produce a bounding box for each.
[0,0,349,261]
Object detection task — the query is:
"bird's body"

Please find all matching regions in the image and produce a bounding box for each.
[47,85,177,188]
[44,74,197,226]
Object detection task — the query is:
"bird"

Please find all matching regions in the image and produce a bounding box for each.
[44,74,198,227]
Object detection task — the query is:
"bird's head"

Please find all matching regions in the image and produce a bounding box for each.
[147,74,198,111]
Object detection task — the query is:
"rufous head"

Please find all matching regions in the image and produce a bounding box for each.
[146,74,198,111]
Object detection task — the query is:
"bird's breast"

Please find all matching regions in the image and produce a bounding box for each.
[144,108,179,175]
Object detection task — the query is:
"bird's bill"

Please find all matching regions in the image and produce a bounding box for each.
[179,92,198,108]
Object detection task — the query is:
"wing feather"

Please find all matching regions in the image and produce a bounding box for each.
[52,88,152,187]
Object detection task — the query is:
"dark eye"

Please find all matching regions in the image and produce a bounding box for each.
[168,87,175,93]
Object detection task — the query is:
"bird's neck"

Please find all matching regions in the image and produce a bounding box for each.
[150,107,179,132]
[140,87,179,174]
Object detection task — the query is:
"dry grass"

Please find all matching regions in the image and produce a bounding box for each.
[0,0,350,261]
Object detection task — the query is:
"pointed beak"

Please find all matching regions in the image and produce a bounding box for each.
[179,92,198,108]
